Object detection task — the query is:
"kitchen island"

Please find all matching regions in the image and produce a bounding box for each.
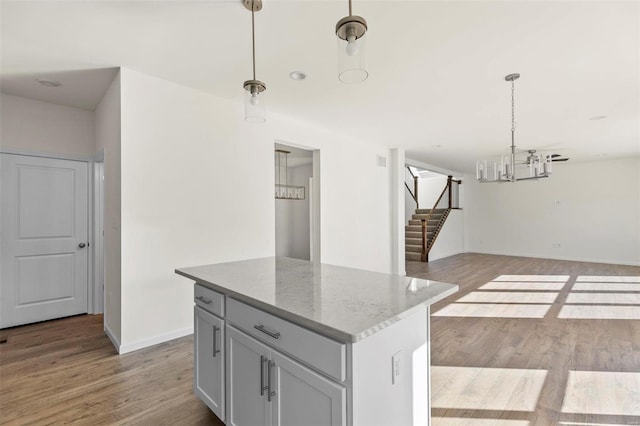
[176,257,458,426]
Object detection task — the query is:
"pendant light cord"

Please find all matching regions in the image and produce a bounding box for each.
[348,0,352,16]
[251,3,256,80]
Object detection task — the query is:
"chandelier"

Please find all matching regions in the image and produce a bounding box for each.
[275,150,305,200]
[476,73,552,183]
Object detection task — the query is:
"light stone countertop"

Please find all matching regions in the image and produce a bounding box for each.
[176,257,458,343]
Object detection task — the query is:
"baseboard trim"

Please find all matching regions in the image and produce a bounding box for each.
[118,326,194,355]
[468,250,640,267]
[104,324,121,354]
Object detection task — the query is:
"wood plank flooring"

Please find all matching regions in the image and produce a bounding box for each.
[1,253,638,425]
[408,253,640,426]
[0,315,222,425]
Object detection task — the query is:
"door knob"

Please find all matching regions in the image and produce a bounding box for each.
[78,243,86,248]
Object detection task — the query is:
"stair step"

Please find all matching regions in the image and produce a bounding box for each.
[405,226,435,233]
[406,238,423,246]
[405,244,422,253]
[406,252,422,261]
[415,208,448,215]
[412,213,443,220]
[408,220,439,226]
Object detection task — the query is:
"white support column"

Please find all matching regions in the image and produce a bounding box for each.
[389,148,406,276]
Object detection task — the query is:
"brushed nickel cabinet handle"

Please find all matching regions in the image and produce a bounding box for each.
[267,360,276,402]
[260,355,269,396]
[212,326,220,357]
[254,324,280,339]
[196,296,212,305]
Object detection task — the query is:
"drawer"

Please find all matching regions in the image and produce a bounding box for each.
[226,298,346,382]
[194,284,224,317]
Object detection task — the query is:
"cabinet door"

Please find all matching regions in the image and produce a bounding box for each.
[227,325,271,426]
[270,350,346,426]
[194,307,225,421]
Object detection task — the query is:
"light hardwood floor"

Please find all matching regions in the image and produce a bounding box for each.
[408,253,640,426]
[1,253,638,425]
[0,315,223,425]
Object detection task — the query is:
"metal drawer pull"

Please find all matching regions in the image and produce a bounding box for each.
[196,296,212,305]
[212,326,220,357]
[254,324,280,339]
[260,356,269,396]
[267,360,276,402]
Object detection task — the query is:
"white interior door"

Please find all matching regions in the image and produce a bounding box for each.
[1,154,89,328]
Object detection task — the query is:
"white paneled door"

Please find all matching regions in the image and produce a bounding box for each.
[1,154,89,328]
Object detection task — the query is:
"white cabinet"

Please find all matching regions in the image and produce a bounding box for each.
[226,325,346,426]
[271,350,346,426]
[227,325,271,426]
[194,306,225,420]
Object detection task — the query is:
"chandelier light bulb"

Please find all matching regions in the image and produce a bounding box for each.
[250,91,260,106]
[346,35,358,56]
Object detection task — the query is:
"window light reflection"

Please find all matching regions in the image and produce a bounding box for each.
[431,366,547,411]
[558,305,640,320]
[576,276,640,283]
[494,275,570,282]
[480,281,566,291]
[458,291,559,304]
[561,371,640,416]
[433,303,552,318]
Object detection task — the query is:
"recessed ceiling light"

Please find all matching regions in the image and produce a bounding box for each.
[289,71,307,81]
[588,115,607,121]
[36,79,62,88]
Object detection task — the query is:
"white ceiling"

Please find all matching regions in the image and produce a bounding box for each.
[1,1,638,173]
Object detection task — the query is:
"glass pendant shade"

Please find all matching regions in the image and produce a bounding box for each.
[244,80,266,123]
[336,16,368,84]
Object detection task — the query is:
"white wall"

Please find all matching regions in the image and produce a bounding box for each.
[418,175,449,209]
[428,209,464,261]
[464,156,640,265]
[0,93,94,157]
[95,72,122,347]
[118,68,393,352]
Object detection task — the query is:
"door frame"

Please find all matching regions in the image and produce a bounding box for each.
[0,148,101,314]
[273,140,321,263]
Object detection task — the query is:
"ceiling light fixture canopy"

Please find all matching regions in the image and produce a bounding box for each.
[335,0,368,84]
[243,0,266,123]
[476,73,553,183]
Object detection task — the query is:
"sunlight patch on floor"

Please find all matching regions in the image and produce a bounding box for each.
[494,275,570,282]
[458,291,559,304]
[480,281,566,291]
[572,282,640,292]
[558,305,640,320]
[432,418,530,426]
[561,371,640,416]
[576,276,640,283]
[565,293,640,304]
[433,303,552,318]
[432,366,547,411]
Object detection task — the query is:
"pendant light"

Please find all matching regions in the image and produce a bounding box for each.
[335,0,368,84]
[243,0,266,123]
[476,73,553,183]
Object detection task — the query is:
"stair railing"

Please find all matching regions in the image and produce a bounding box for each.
[420,176,462,261]
[404,167,419,209]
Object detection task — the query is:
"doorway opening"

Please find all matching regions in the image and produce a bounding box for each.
[274,142,317,261]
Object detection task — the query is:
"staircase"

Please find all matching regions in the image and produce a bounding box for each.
[405,208,450,261]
